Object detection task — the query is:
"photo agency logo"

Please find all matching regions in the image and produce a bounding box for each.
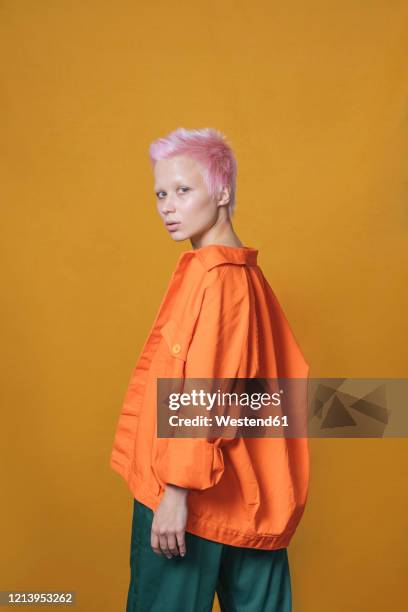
[157,378,408,438]
[309,378,391,437]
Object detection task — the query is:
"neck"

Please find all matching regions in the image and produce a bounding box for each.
[190,219,243,250]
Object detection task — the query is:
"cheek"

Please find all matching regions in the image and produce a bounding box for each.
[183,195,215,223]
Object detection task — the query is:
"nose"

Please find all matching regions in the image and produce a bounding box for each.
[160,197,176,214]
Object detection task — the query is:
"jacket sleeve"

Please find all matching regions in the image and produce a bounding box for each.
[153,265,256,491]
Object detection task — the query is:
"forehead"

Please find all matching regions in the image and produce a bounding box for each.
[153,155,205,188]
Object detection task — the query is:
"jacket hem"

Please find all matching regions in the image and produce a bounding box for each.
[111,461,298,551]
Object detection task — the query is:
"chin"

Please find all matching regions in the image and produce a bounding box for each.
[168,228,198,242]
[168,227,205,243]
[169,232,189,242]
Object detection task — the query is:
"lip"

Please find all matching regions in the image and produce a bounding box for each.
[165,221,181,232]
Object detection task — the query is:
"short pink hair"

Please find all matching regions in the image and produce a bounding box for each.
[149,127,238,216]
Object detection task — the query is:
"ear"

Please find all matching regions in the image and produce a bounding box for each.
[216,186,231,208]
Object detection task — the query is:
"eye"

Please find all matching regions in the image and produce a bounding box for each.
[156,191,166,199]
[179,187,190,193]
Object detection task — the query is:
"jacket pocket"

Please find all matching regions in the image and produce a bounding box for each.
[159,318,191,362]
[151,318,193,491]
[157,317,195,406]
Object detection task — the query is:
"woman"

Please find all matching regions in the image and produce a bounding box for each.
[110,127,310,611]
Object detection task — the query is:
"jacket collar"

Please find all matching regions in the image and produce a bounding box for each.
[182,244,258,271]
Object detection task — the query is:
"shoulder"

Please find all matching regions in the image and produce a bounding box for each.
[200,264,251,314]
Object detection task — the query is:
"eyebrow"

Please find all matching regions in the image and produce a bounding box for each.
[154,183,190,192]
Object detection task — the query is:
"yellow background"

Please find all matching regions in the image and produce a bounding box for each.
[1,1,407,610]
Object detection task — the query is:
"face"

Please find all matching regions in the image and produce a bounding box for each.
[153,154,226,243]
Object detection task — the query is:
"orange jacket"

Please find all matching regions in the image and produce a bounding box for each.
[110,244,310,550]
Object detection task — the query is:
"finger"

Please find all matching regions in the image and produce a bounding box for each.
[159,533,172,559]
[176,530,186,557]
[151,528,163,557]
[167,533,179,557]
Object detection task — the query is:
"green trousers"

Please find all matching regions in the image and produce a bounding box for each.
[126,499,292,612]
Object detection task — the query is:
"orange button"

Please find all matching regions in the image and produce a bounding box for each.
[172,343,181,354]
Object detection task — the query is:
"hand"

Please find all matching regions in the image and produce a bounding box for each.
[151,484,189,559]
